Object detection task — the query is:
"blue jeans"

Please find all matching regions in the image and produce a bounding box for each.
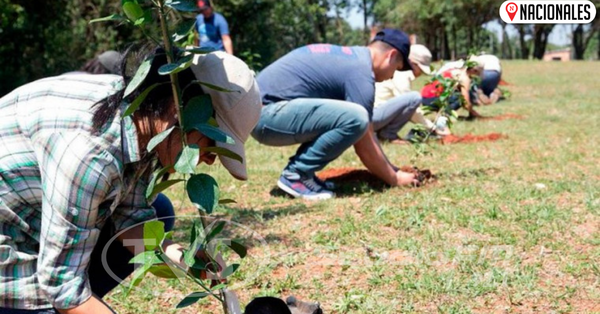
[422,92,462,112]
[372,91,421,140]
[251,99,369,177]
[481,70,501,96]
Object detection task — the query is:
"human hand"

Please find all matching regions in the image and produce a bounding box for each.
[395,170,419,187]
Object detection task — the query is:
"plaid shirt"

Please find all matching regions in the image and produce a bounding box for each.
[0,74,157,310]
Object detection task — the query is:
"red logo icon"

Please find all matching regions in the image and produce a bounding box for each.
[506,2,518,21]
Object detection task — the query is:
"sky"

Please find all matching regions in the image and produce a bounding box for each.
[342,9,573,47]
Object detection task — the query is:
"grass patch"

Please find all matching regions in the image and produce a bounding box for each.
[107,61,600,313]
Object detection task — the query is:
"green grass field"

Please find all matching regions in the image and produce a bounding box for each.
[106,61,600,314]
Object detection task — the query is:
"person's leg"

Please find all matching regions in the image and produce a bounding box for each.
[481,70,501,96]
[88,194,175,298]
[372,91,422,141]
[252,99,369,177]
[421,97,439,109]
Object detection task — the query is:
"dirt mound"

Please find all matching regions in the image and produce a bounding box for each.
[482,113,524,121]
[441,133,506,144]
[318,166,434,187]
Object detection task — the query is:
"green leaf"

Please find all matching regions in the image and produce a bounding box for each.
[173,19,197,42]
[124,55,153,98]
[226,239,247,258]
[182,95,213,129]
[122,83,163,117]
[148,264,186,279]
[158,55,193,75]
[143,220,165,251]
[221,263,240,278]
[207,117,219,127]
[218,198,237,205]
[89,14,125,24]
[187,174,219,214]
[147,126,175,152]
[184,47,217,54]
[122,0,145,21]
[147,179,184,200]
[205,220,226,244]
[129,251,162,265]
[209,283,226,291]
[186,123,234,144]
[145,166,173,199]
[195,80,238,93]
[174,144,200,174]
[184,222,204,268]
[202,147,242,163]
[176,292,210,308]
[126,262,152,294]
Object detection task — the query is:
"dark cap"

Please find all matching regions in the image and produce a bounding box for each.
[197,0,211,10]
[372,28,412,71]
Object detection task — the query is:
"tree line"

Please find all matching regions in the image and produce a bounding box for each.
[1,0,598,96]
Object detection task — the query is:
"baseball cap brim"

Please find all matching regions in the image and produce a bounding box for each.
[215,118,247,181]
[214,80,260,181]
[416,62,432,75]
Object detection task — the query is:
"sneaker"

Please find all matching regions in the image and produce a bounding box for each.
[314,176,336,190]
[277,171,334,200]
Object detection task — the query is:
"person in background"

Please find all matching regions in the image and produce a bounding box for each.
[0,45,261,313]
[252,29,420,201]
[195,0,233,54]
[421,56,485,119]
[373,44,450,144]
[476,53,503,104]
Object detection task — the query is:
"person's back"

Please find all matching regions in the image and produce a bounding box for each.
[478,54,501,72]
[257,44,375,116]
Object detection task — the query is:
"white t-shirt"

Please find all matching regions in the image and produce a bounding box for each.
[374,70,415,107]
[478,54,501,72]
[436,60,464,75]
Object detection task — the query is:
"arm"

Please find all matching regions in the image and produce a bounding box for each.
[218,15,233,54]
[222,34,233,55]
[36,133,118,311]
[58,297,116,314]
[458,73,481,117]
[353,124,416,186]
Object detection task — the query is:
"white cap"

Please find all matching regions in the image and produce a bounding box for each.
[409,44,433,75]
[190,52,262,180]
[468,56,486,69]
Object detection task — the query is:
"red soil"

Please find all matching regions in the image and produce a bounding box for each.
[441,133,506,144]
[499,79,511,86]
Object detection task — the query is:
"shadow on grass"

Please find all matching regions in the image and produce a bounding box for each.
[174,205,307,249]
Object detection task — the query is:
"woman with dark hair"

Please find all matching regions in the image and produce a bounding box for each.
[0,45,261,313]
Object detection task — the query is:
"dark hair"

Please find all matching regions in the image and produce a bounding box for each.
[369,40,404,63]
[80,58,111,75]
[91,44,201,132]
[245,297,292,314]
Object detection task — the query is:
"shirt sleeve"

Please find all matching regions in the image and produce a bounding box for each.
[217,14,230,36]
[36,132,117,309]
[345,77,375,119]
